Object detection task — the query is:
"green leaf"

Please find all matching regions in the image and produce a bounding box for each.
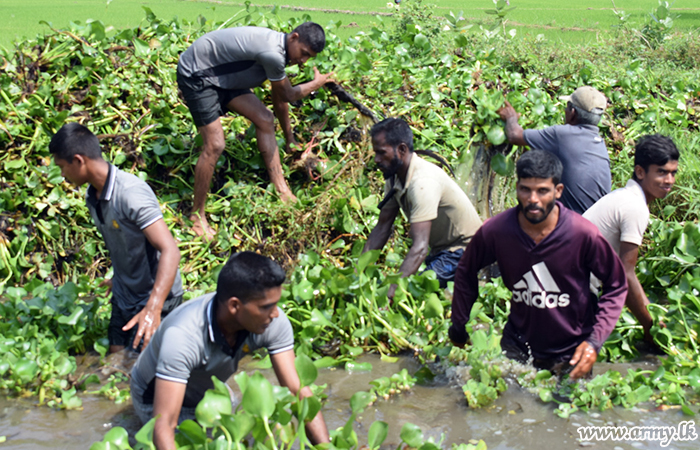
[177,420,207,445]
[491,153,513,176]
[423,293,443,319]
[345,361,372,372]
[313,356,340,368]
[101,427,132,450]
[486,126,506,145]
[13,358,39,383]
[195,387,232,427]
[134,418,156,449]
[240,372,275,419]
[295,353,318,388]
[133,38,150,57]
[349,391,372,414]
[220,411,256,442]
[399,422,424,448]
[357,250,380,273]
[367,421,388,450]
[57,306,84,325]
[414,34,430,50]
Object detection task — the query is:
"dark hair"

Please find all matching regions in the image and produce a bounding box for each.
[370,118,414,152]
[516,150,563,185]
[49,122,103,162]
[293,22,326,53]
[569,102,602,126]
[633,134,680,180]
[216,252,286,304]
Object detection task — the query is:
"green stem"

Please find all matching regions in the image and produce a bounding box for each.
[262,417,279,450]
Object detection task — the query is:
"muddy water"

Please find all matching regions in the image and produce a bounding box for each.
[0,354,696,449]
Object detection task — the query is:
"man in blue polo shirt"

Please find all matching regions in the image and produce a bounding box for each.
[497,86,612,214]
[130,252,329,449]
[50,123,183,353]
[177,22,333,239]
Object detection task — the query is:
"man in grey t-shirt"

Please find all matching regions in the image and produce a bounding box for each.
[130,252,330,449]
[50,123,183,353]
[177,22,332,239]
[498,86,612,214]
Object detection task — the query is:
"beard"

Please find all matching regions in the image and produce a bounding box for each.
[379,155,403,178]
[519,199,557,225]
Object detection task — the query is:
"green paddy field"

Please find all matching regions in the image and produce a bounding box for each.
[2,0,699,49]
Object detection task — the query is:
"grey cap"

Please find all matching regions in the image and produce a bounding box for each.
[561,86,607,115]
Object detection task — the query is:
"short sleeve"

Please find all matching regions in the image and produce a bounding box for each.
[155,327,201,384]
[406,177,441,223]
[257,51,286,82]
[619,206,648,247]
[523,126,560,155]
[259,308,294,355]
[122,182,163,230]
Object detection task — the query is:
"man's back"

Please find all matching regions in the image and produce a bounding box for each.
[177,27,287,90]
[524,124,611,214]
[86,165,183,310]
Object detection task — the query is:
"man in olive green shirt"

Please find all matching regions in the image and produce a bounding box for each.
[363,118,482,295]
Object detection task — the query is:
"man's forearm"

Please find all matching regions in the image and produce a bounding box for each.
[397,244,429,278]
[503,117,526,146]
[272,94,294,143]
[154,419,176,450]
[625,270,653,330]
[364,225,392,252]
[145,246,180,312]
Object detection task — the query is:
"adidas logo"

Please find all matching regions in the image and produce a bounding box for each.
[512,262,571,309]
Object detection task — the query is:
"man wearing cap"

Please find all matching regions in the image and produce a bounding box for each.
[497,86,611,215]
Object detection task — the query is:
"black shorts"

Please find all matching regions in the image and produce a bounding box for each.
[177,73,252,128]
[108,295,183,349]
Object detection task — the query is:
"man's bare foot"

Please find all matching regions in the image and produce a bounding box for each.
[189,214,216,241]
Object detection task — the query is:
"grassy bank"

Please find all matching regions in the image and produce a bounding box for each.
[2,0,700,48]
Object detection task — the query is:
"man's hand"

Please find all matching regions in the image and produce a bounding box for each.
[497,100,519,121]
[123,305,161,350]
[285,136,300,153]
[311,67,333,88]
[99,278,113,297]
[569,341,597,379]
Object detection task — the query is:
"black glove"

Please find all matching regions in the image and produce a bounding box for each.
[448,323,469,346]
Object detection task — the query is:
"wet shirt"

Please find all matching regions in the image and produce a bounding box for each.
[451,204,627,359]
[583,179,649,255]
[130,294,294,408]
[383,155,482,256]
[523,124,611,214]
[86,164,183,314]
[177,27,287,90]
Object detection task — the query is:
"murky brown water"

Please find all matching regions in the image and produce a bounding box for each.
[0,353,696,449]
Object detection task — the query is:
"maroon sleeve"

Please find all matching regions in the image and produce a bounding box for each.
[451,226,497,338]
[585,231,628,351]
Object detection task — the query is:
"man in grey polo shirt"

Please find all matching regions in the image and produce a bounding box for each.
[130,252,329,449]
[50,123,183,354]
[498,86,612,214]
[177,22,333,239]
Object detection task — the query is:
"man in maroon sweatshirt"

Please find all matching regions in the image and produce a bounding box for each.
[449,150,628,379]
